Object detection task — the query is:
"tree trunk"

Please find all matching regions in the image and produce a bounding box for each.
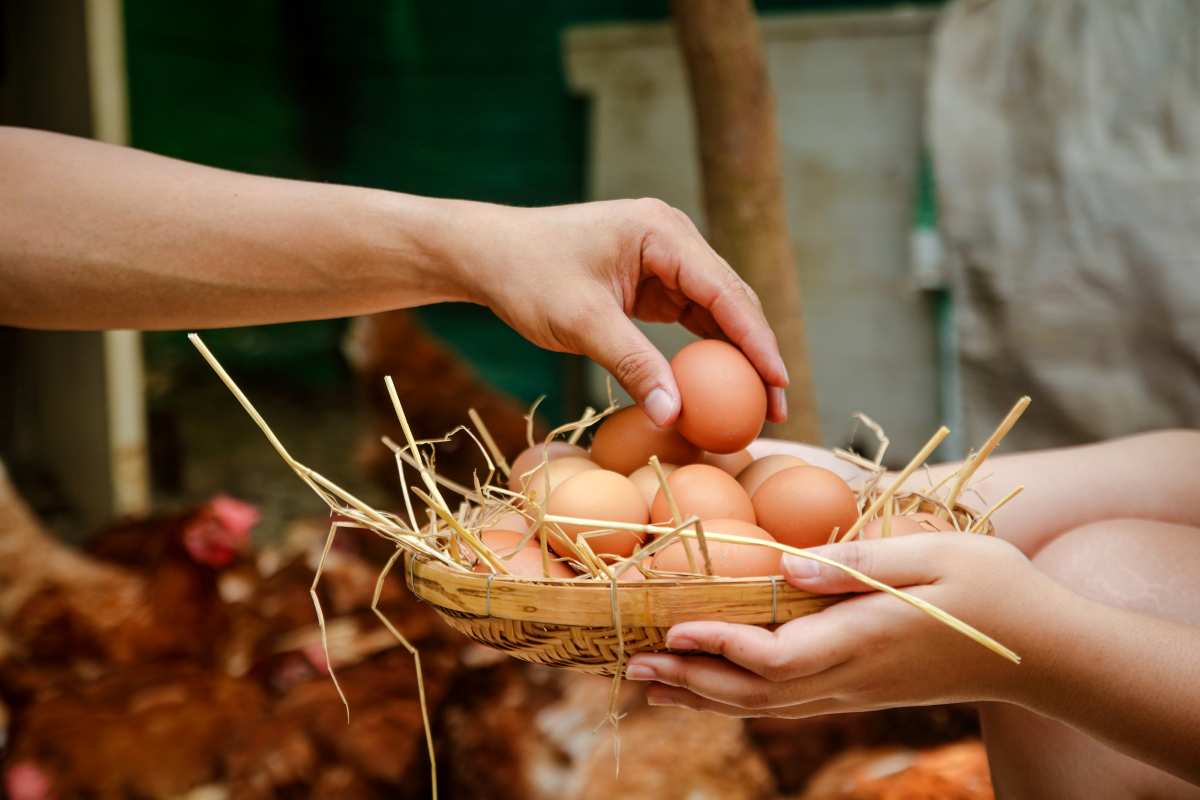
[671,0,821,442]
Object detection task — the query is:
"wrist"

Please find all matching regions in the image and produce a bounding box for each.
[1000,581,1093,712]
[352,190,480,307]
[414,196,516,308]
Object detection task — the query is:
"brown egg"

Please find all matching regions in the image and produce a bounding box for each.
[472,542,575,579]
[650,464,756,525]
[519,456,600,503]
[753,466,859,549]
[487,510,531,534]
[672,340,767,453]
[478,528,529,556]
[653,518,781,577]
[736,454,808,497]
[861,512,955,539]
[627,463,678,507]
[702,449,754,476]
[546,469,648,558]
[589,406,700,475]
[508,441,589,491]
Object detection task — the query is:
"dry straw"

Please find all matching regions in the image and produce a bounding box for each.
[188,333,1030,796]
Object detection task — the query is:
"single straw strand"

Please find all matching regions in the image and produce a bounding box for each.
[840,426,950,543]
[946,397,1031,511]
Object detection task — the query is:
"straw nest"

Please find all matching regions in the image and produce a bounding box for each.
[188,334,1029,795]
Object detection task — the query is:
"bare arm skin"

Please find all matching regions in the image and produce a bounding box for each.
[630,431,1200,785]
[752,429,1200,556]
[0,126,788,426]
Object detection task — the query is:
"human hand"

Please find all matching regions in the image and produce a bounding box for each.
[449,198,788,427]
[624,534,1065,717]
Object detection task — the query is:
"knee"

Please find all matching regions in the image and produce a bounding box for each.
[1033,519,1200,624]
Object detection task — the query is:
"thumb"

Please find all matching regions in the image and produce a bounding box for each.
[781,535,946,595]
[583,314,680,427]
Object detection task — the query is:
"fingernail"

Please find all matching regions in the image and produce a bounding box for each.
[644,388,677,427]
[783,554,820,580]
[625,664,656,681]
[666,634,697,651]
[774,387,788,420]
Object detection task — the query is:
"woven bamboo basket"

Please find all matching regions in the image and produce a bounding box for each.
[405,494,990,676]
[188,333,1028,797]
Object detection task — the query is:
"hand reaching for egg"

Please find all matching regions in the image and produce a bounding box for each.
[454,198,789,427]
[625,534,1056,717]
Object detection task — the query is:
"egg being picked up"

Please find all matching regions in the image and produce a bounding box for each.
[650,464,755,525]
[752,466,859,549]
[672,340,767,454]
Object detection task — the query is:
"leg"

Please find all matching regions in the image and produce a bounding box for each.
[982,519,1200,799]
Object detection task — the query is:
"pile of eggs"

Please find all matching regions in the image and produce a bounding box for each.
[477,339,893,580]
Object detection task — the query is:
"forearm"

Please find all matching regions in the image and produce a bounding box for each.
[0,127,470,329]
[1019,587,1200,784]
[754,430,1200,556]
[919,430,1200,555]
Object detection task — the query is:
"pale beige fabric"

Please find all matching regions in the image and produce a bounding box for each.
[930,0,1200,450]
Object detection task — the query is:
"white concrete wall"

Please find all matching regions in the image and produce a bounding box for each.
[565,9,944,458]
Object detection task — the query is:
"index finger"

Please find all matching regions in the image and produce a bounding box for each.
[642,221,789,391]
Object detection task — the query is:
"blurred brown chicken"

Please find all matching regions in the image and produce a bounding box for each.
[798,740,993,800]
[4,490,258,667]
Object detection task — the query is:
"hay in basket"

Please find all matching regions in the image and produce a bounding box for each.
[188,334,1028,795]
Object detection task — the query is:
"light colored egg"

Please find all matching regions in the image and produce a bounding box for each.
[672,340,767,454]
[589,406,700,475]
[650,464,756,525]
[520,456,600,503]
[753,466,859,549]
[507,441,589,491]
[861,512,955,539]
[652,518,781,577]
[702,449,754,476]
[627,463,678,507]
[546,469,648,558]
[736,454,808,497]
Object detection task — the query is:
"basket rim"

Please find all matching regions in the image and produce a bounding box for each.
[406,554,844,627]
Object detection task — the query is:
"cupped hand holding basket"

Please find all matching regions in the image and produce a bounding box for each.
[628,532,1053,718]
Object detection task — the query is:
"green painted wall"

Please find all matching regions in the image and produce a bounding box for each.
[128,0,943,421]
